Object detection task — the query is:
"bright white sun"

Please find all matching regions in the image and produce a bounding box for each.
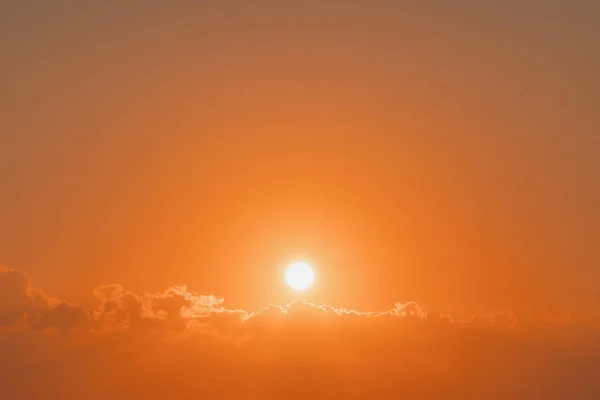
[285,261,314,291]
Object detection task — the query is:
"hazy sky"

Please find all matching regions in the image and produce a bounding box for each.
[1,1,599,316]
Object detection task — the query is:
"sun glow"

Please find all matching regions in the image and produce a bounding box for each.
[285,261,314,291]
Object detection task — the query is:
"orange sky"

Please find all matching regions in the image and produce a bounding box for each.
[1,0,599,328]
[3,2,600,395]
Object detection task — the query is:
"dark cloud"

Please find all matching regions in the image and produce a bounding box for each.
[0,267,599,399]
[33,302,88,332]
[0,267,53,326]
[0,267,86,332]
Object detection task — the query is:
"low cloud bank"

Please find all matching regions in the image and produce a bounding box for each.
[0,267,598,399]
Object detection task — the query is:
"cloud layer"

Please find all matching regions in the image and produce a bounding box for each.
[0,267,598,399]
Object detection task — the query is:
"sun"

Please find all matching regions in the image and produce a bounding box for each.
[285,261,314,291]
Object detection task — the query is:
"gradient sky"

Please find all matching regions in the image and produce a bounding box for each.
[1,1,599,318]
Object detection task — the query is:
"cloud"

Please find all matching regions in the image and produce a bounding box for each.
[33,301,88,332]
[0,267,86,332]
[90,284,226,334]
[0,267,599,399]
[0,267,54,326]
